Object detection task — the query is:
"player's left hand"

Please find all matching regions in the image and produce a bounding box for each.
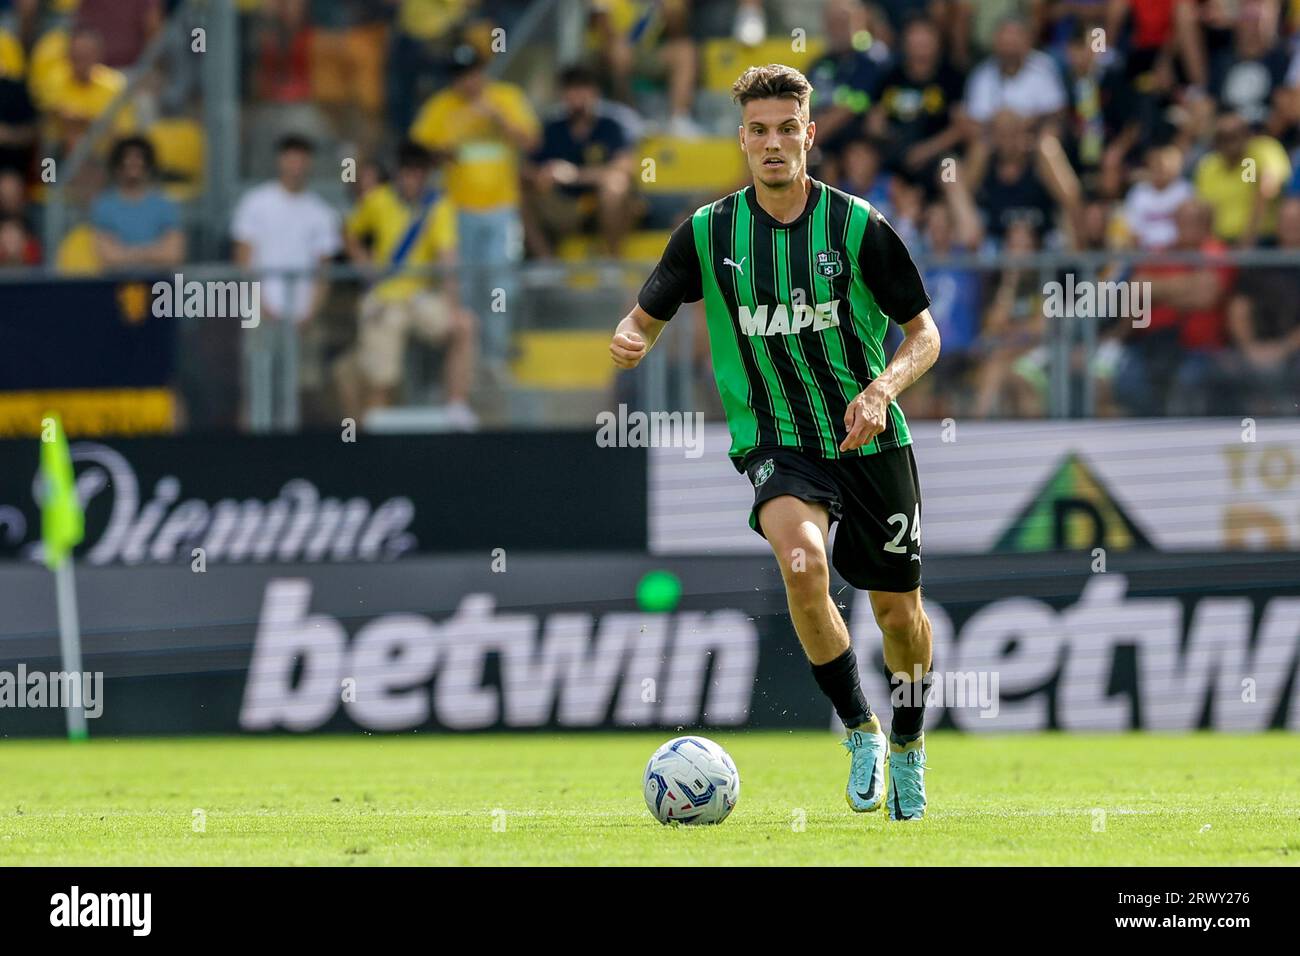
[840,384,890,452]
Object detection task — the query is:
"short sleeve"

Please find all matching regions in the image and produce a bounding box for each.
[636,218,703,321]
[426,198,457,258]
[346,192,374,239]
[410,93,450,150]
[856,206,931,323]
[602,115,631,155]
[501,84,541,141]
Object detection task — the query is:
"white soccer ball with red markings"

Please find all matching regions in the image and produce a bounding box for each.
[643,735,740,825]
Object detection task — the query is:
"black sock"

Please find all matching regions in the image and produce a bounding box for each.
[889,669,933,742]
[811,646,872,730]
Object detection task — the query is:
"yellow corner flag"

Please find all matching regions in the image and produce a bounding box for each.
[40,412,84,570]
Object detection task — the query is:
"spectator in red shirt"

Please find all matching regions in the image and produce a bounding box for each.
[255,0,313,103]
[1115,198,1236,415]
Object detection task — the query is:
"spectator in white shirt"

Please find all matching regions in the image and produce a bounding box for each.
[1121,144,1194,250]
[230,134,341,431]
[963,17,1067,130]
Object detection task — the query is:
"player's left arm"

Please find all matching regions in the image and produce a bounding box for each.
[841,208,941,452]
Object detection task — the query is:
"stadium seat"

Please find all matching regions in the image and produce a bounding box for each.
[636,136,746,193]
[510,329,616,389]
[55,223,100,275]
[0,29,24,79]
[556,230,670,264]
[148,118,206,200]
[701,37,825,93]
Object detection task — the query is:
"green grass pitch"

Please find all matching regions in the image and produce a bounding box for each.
[2,732,1298,866]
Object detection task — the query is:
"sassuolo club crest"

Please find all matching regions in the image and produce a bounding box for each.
[815,250,842,278]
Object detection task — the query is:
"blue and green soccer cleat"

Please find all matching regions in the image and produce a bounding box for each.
[887,733,927,821]
[842,718,887,812]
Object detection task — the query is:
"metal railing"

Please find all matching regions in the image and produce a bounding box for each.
[3,246,1299,431]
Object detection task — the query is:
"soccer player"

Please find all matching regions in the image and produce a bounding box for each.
[609,65,940,821]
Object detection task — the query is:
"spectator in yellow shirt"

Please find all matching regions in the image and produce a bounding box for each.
[410,43,539,378]
[1194,111,1293,246]
[44,26,134,156]
[335,141,479,428]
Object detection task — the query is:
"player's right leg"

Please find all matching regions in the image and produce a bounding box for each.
[756,494,886,812]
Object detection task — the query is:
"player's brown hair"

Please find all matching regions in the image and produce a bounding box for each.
[730,64,813,117]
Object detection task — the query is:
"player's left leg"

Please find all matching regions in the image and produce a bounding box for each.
[869,587,932,821]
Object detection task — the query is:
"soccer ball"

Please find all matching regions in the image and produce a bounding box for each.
[643,735,740,825]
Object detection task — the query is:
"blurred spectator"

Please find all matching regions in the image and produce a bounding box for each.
[907,191,983,418]
[334,141,478,427]
[309,0,390,154]
[1121,143,1193,249]
[586,0,701,137]
[254,0,313,104]
[870,17,964,193]
[0,212,38,266]
[889,175,927,247]
[388,0,474,134]
[1059,17,1119,192]
[231,134,342,431]
[350,157,388,203]
[732,0,767,46]
[1220,196,1300,412]
[806,0,892,157]
[91,135,183,270]
[410,43,538,376]
[959,0,1041,60]
[0,9,36,175]
[970,218,1046,418]
[836,137,895,219]
[1193,110,1291,245]
[523,65,640,258]
[0,166,26,217]
[42,26,135,156]
[1116,199,1235,415]
[968,110,1082,247]
[73,0,161,71]
[962,16,1067,130]
[1210,1,1290,128]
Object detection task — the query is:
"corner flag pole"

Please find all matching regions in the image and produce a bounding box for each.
[54,558,87,740]
[40,412,87,741]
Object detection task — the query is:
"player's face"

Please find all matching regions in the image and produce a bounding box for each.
[739,99,813,189]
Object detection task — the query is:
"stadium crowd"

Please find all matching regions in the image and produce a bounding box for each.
[2,0,1300,428]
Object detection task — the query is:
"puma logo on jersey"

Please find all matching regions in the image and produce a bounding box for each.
[723,256,746,275]
[737,300,841,336]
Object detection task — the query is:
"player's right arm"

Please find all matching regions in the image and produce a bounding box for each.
[610,219,703,369]
[610,305,667,368]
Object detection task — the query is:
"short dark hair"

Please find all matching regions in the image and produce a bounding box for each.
[396,140,432,171]
[731,64,813,116]
[108,136,157,175]
[277,133,315,154]
[558,64,599,90]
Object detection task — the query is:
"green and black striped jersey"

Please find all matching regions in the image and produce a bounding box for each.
[637,180,931,466]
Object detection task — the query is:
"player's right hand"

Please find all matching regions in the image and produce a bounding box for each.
[610,330,647,368]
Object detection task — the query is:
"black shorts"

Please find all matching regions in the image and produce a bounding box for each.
[740,444,923,593]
